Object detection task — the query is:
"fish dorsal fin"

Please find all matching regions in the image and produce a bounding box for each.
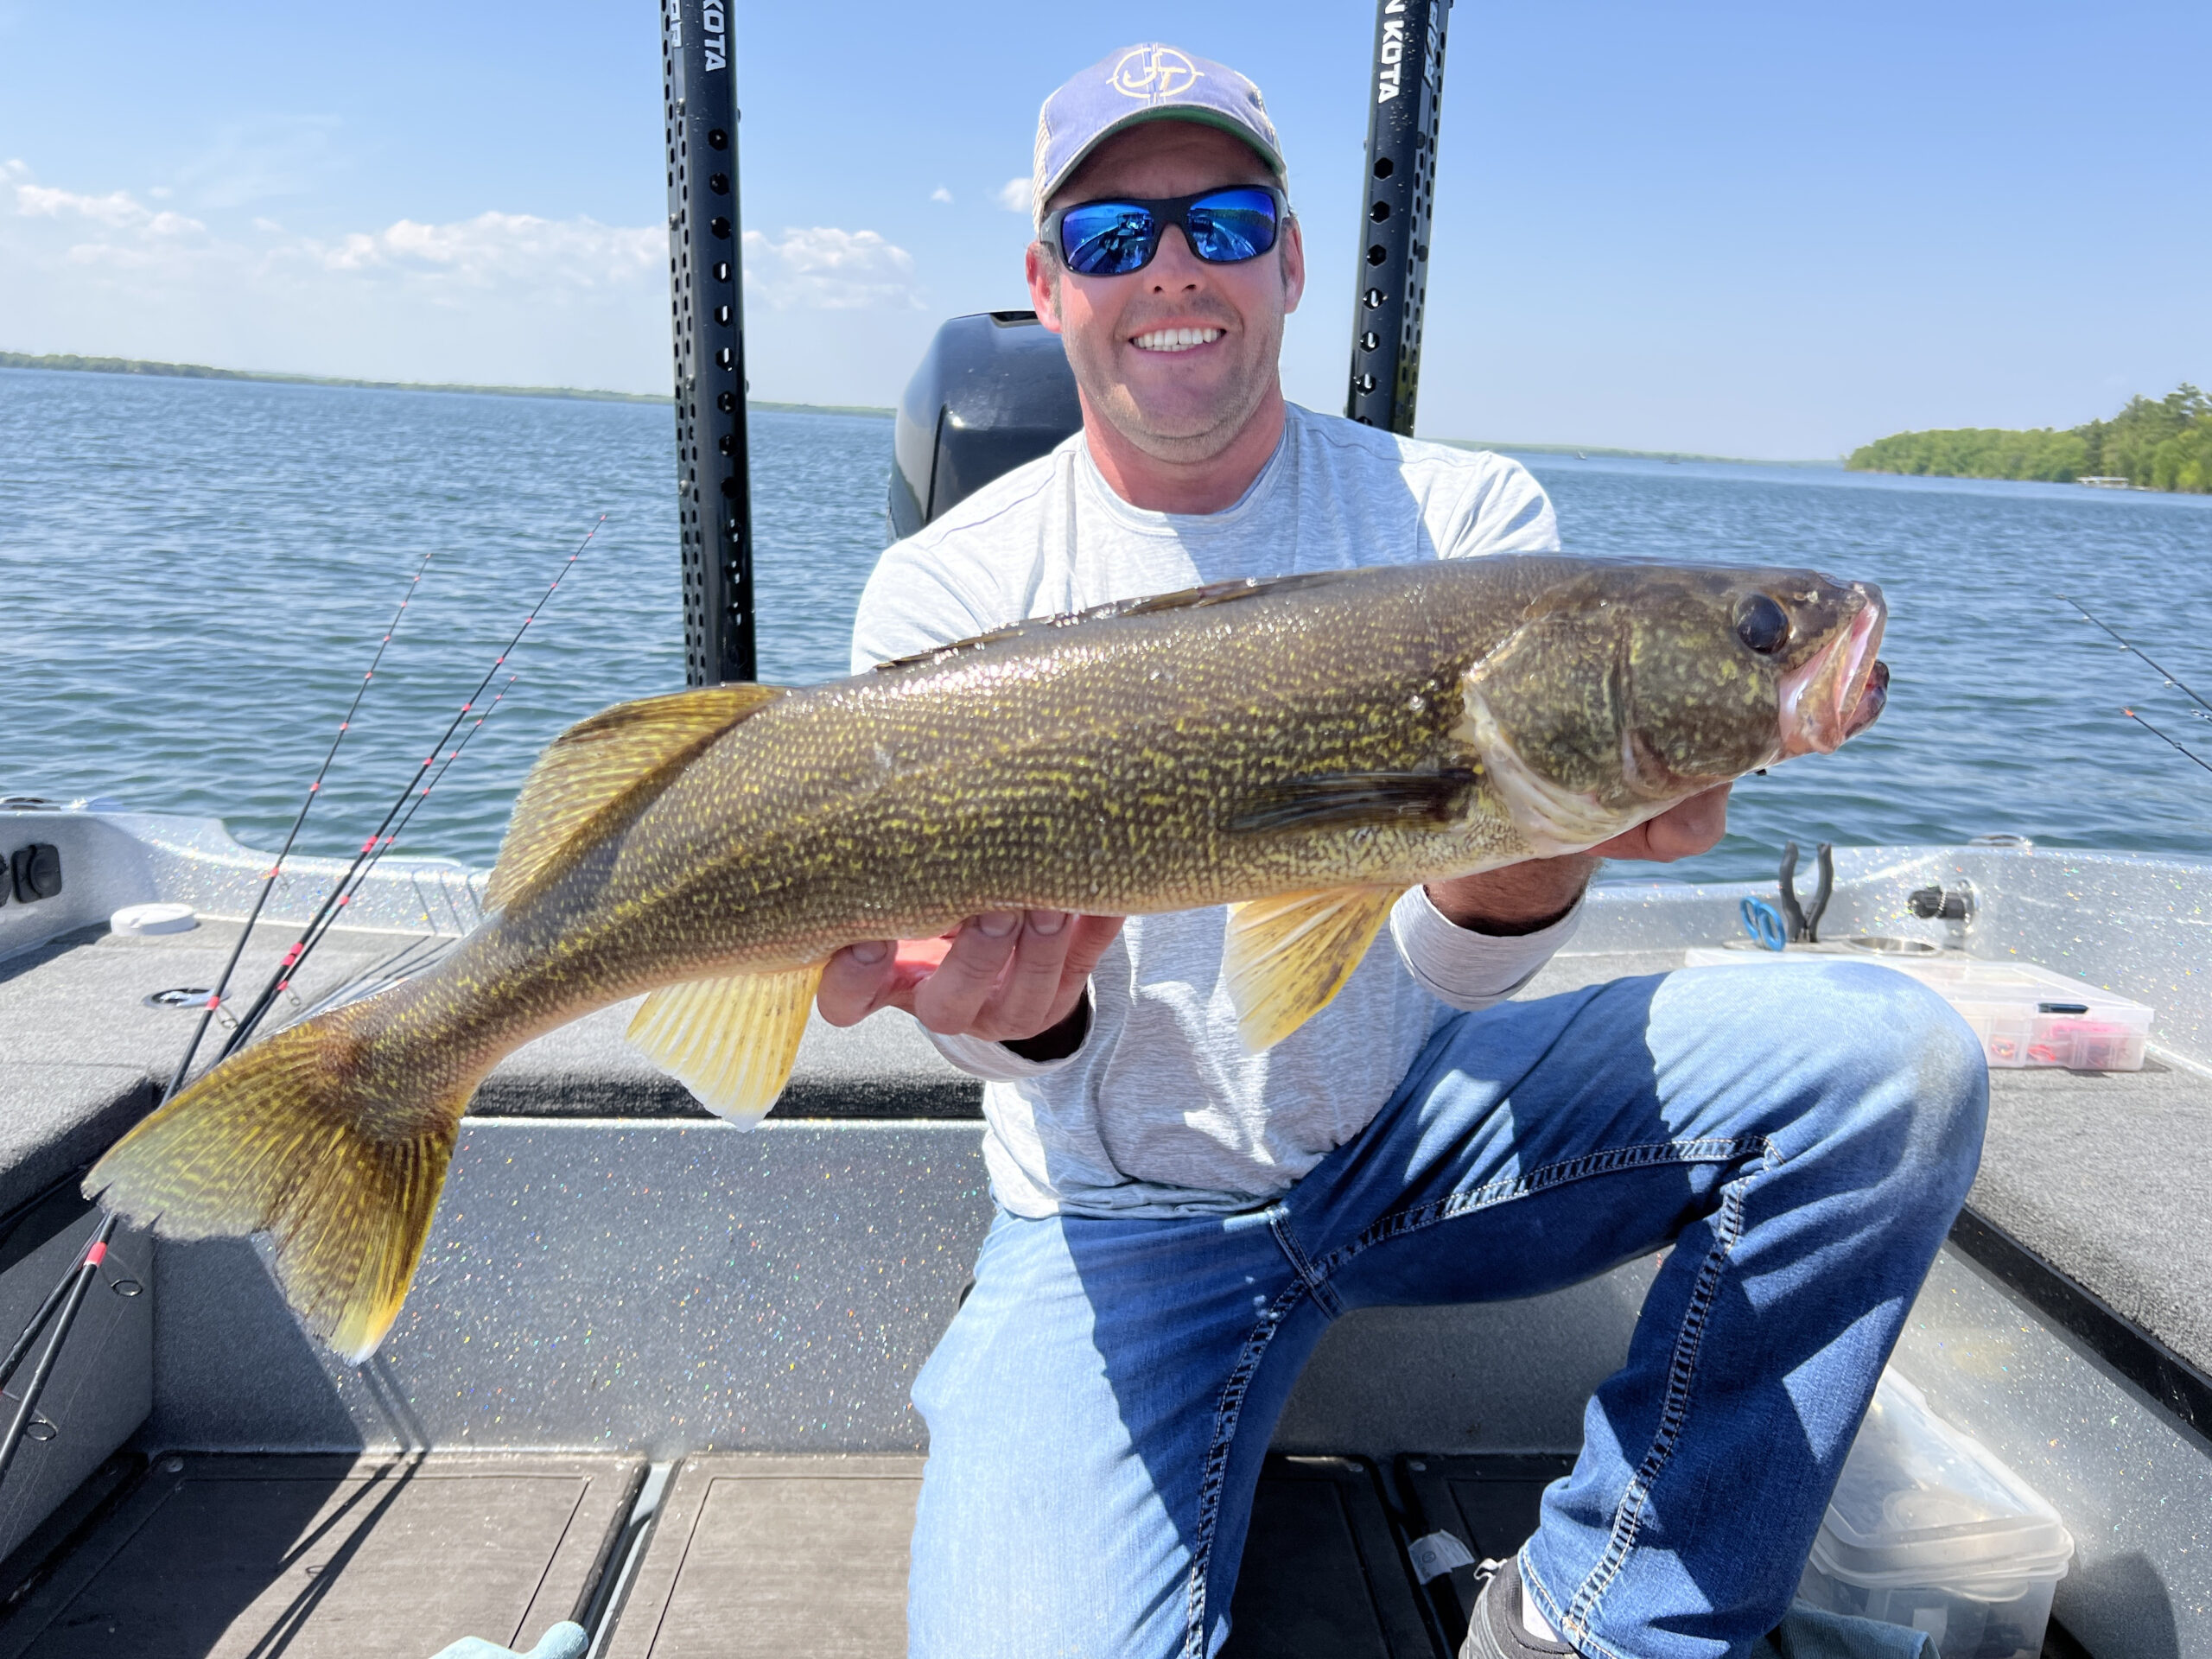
[871,571,1356,675]
[1222,886,1400,1052]
[486,683,785,909]
[626,963,825,1124]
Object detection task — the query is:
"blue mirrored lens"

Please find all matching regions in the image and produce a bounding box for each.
[1185,188,1279,264]
[1059,203,1159,276]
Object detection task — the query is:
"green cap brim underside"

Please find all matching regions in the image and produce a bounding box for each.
[1039,109,1289,226]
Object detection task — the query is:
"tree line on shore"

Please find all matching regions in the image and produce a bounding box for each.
[1846,385,2210,493]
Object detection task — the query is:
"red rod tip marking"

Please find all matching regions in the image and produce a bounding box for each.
[84,1242,108,1268]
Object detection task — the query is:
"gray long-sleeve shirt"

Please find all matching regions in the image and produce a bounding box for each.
[852,404,1580,1218]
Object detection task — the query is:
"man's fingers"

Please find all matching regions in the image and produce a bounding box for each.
[969,912,1079,1040]
[1648,784,1730,861]
[1058,914,1128,992]
[817,938,898,1027]
[910,912,1027,1035]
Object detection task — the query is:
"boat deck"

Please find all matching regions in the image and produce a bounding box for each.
[0,1448,1532,1656]
[1,911,2206,1656]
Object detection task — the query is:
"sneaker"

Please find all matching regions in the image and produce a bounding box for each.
[1457,1554,1573,1659]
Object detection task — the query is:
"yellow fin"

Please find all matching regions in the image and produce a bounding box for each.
[625,963,825,1125]
[486,683,785,910]
[86,1005,465,1364]
[1222,887,1399,1052]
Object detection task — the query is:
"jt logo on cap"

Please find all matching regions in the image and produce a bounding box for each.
[1111,47,1200,100]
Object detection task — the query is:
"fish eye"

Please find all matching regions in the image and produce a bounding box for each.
[1734,594,1790,655]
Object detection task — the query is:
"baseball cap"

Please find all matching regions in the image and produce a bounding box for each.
[1029,44,1286,229]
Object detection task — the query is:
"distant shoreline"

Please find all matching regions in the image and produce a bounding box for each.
[0,351,896,420]
[1445,439,1840,468]
[5,349,1845,463]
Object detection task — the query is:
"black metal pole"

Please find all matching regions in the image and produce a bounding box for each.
[661,0,755,685]
[1346,0,1453,435]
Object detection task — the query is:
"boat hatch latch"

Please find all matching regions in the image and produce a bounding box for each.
[1907,882,1974,924]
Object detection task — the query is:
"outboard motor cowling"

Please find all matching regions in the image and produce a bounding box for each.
[887,311,1082,542]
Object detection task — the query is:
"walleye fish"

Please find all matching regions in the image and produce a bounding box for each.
[88,555,1887,1359]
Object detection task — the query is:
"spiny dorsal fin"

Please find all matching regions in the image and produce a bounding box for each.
[626,963,825,1124]
[1222,886,1400,1052]
[871,571,1356,676]
[486,683,785,910]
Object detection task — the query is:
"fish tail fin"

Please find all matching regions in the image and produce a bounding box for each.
[86,1002,467,1363]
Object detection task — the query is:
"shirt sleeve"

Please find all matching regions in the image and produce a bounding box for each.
[926,1019,1090,1081]
[1388,883,1583,1012]
[1439,452,1561,559]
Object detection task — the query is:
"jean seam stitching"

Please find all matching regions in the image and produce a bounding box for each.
[1268,1206,1344,1318]
[1313,1136,1766,1281]
[1520,1551,1630,1659]
[1184,1276,1308,1657]
[1560,1137,1781,1644]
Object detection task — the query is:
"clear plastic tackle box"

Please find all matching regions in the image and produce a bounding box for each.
[1796,1370,2074,1658]
[1681,947,2152,1071]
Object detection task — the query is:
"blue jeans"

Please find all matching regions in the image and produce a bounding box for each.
[906,963,1988,1659]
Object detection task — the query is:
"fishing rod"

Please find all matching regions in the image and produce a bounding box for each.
[217,673,521,1041]
[165,548,439,1099]
[2123,708,2212,777]
[259,672,520,993]
[209,519,605,1066]
[2060,594,2212,718]
[0,1215,118,1493]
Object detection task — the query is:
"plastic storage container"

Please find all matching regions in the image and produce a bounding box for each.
[1796,1370,2073,1658]
[1681,948,2152,1071]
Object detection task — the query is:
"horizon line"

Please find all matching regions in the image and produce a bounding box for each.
[2,348,1840,464]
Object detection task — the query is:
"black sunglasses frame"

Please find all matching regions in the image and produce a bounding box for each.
[1041,185,1289,278]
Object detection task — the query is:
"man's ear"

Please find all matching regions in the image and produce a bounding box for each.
[1024,242,1064,334]
[1278,213,1306,315]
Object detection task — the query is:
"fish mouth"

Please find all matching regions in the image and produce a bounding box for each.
[1777,594,1886,757]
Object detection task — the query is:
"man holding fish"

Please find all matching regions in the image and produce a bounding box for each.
[89,41,1979,1659]
[817,46,1983,1659]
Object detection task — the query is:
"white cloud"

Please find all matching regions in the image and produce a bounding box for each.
[995,176,1032,215]
[929,186,952,205]
[307,211,662,295]
[16,180,206,238]
[0,158,926,395]
[741,226,920,311]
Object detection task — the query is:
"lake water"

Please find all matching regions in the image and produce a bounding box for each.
[3,365,2207,886]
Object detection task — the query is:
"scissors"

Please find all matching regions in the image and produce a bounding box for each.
[1739,896,1789,952]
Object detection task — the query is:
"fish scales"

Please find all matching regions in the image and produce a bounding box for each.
[86,554,1889,1358]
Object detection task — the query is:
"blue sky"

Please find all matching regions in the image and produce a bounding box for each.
[0,1,2204,458]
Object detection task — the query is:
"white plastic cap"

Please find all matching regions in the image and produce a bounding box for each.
[111,902,198,937]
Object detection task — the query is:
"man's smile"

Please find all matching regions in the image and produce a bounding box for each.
[1129,326,1225,353]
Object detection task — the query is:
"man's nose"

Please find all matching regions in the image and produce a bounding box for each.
[1147,225,1207,290]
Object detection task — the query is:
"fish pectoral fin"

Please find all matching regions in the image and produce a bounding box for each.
[487,683,786,910]
[1222,886,1400,1052]
[1227,769,1478,835]
[626,963,825,1126]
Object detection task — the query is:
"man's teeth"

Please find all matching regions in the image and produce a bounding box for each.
[1132,327,1224,353]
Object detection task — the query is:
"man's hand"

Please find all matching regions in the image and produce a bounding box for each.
[817,911,1127,1046]
[1426,784,1732,933]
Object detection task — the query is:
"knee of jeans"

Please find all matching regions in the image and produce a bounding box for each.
[1821,964,1989,1201]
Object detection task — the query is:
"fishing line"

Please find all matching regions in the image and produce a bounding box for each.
[247,672,519,1017]
[212,518,606,1066]
[2123,708,2212,777]
[2059,594,2212,718]
[165,547,439,1100]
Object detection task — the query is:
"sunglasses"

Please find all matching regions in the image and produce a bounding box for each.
[1044,186,1287,278]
